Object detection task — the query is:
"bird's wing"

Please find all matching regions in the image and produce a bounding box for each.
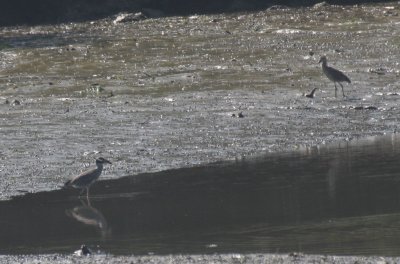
[68,167,99,186]
[327,66,351,83]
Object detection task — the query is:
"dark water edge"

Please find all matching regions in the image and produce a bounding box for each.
[2,134,400,256]
[0,0,391,26]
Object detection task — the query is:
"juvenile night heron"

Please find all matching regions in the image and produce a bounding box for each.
[65,157,112,198]
[319,56,351,97]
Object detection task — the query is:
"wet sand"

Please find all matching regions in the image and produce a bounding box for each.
[0,1,400,262]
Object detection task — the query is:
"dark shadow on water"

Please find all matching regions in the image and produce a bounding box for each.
[2,134,400,255]
[0,0,391,27]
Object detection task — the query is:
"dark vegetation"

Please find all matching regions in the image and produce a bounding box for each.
[0,0,390,26]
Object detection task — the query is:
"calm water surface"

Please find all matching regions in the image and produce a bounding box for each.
[2,134,400,256]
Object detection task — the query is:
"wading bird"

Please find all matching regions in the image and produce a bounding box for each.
[65,157,112,198]
[319,56,351,98]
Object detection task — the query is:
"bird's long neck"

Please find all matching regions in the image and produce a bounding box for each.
[96,161,104,171]
[321,60,330,76]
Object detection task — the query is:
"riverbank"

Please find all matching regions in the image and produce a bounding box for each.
[1,252,399,264]
[0,0,389,26]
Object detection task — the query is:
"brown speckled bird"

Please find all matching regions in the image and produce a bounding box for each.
[65,157,112,198]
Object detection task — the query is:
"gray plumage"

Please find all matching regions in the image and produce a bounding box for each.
[65,157,112,198]
[319,56,351,98]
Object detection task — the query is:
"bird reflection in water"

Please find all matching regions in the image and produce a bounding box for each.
[66,198,111,238]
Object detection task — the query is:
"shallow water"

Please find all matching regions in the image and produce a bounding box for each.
[1,134,400,256]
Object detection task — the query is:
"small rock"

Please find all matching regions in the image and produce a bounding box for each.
[313,1,330,8]
[238,112,244,118]
[383,10,398,16]
[5,99,10,104]
[365,106,378,110]
[289,252,304,258]
[205,243,218,248]
[267,5,288,10]
[369,68,387,75]
[113,12,147,24]
[352,106,378,110]
[13,100,21,105]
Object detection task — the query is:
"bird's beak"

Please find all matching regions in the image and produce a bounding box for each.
[104,159,112,164]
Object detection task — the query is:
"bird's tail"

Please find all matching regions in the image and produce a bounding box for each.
[64,180,71,188]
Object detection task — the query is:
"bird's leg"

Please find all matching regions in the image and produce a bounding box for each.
[334,83,338,98]
[86,194,91,207]
[80,198,87,207]
[79,188,85,197]
[86,187,90,199]
[339,82,345,97]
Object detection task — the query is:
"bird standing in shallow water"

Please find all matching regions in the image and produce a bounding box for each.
[319,56,351,98]
[65,157,112,199]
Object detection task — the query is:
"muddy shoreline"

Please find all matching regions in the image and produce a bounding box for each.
[1,253,400,264]
[1,1,399,200]
[1,0,389,26]
[1,1,400,262]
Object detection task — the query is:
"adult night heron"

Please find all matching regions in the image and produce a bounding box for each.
[319,56,351,97]
[65,157,112,198]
